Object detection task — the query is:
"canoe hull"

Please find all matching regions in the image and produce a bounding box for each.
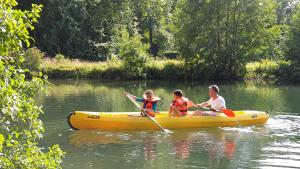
[68,111,269,130]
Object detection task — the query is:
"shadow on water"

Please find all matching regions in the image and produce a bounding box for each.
[37,80,300,169]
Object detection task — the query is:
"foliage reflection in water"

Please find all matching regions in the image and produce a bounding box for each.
[38,80,300,169]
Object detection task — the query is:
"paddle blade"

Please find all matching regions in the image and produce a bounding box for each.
[163,129,173,134]
[222,109,235,117]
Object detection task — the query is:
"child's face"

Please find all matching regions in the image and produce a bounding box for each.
[146,94,152,100]
[173,94,178,99]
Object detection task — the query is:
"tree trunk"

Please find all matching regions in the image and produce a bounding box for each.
[149,25,154,58]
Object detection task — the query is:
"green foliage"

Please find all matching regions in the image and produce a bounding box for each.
[24,0,136,61]
[287,4,300,63]
[0,134,4,152]
[174,0,281,80]
[0,0,64,168]
[146,59,185,80]
[42,58,186,80]
[55,53,65,63]
[22,47,44,73]
[14,0,300,82]
[129,0,176,57]
[113,27,149,79]
[245,59,290,80]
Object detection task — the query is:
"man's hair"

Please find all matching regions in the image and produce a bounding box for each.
[209,85,219,93]
[144,90,154,97]
[173,90,183,97]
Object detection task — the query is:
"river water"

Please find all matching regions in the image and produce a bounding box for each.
[37,80,300,169]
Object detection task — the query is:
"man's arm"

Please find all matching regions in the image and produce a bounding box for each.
[196,101,210,108]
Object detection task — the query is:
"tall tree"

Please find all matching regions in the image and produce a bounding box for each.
[286,4,300,63]
[174,0,280,80]
[131,0,176,58]
[19,0,132,60]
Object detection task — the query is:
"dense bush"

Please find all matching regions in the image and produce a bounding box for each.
[22,47,44,72]
[42,58,123,79]
[276,62,300,82]
[55,53,65,63]
[146,59,185,80]
[42,57,300,82]
[113,28,149,79]
[42,58,186,80]
[245,59,290,80]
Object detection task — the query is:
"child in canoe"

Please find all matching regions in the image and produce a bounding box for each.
[169,90,192,117]
[125,90,160,117]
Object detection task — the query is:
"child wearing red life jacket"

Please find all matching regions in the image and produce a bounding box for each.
[127,90,160,117]
[169,90,189,117]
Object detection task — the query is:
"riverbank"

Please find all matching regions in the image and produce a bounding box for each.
[41,58,288,81]
[41,58,185,80]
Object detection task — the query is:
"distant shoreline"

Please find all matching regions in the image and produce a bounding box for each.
[40,58,286,82]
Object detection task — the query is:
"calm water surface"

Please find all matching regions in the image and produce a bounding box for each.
[37,80,300,169]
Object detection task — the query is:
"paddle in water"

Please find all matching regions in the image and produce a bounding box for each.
[124,92,173,133]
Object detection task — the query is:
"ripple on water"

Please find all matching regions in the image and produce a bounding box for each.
[267,115,300,138]
[257,115,300,169]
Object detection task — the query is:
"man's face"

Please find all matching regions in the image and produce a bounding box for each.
[208,88,217,97]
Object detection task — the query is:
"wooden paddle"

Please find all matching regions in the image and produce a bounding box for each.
[124,92,173,133]
[187,100,235,117]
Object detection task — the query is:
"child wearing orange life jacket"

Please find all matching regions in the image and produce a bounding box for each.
[169,90,189,117]
[128,90,160,117]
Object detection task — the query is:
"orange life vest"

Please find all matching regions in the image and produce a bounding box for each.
[143,100,155,110]
[142,97,160,117]
[172,97,188,113]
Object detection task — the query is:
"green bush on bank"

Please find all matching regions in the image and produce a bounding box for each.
[42,58,123,79]
[43,57,297,81]
[245,59,290,80]
[41,57,184,80]
[146,59,185,80]
[21,47,44,77]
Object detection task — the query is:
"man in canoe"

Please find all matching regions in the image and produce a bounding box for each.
[192,85,226,116]
[169,90,189,117]
[125,90,160,117]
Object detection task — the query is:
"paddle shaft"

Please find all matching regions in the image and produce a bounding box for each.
[194,106,234,118]
[125,93,172,133]
[189,100,235,117]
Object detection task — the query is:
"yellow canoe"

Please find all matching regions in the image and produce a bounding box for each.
[67,111,269,130]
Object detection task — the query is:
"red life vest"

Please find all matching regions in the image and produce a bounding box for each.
[173,97,188,113]
[143,100,156,110]
[142,97,160,117]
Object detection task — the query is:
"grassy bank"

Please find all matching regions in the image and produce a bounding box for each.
[41,58,291,81]
[245,59,290,80]
[41,58,185,80]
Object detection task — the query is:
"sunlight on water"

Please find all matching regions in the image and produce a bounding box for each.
[38,80,300,169]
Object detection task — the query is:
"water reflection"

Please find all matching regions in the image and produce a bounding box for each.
[68,129,240,163]
[64,115,300,169]
[36,80,300,169]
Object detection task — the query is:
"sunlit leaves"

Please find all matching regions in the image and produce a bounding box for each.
[0,0,64,168]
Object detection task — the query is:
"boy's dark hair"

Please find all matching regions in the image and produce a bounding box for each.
[173,90,183,97]
[209,85,219,93]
